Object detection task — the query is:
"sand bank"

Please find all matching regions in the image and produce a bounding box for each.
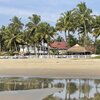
[0,58,100,78]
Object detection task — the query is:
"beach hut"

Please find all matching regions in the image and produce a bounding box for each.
[67,44,91,55]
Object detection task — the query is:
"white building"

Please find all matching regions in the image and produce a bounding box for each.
[19,42,48,55]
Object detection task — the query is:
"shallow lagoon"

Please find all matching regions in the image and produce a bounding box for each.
[0,77,100,100]
[44,78,100,100]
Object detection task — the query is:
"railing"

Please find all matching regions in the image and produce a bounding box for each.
[0,55,91,59]
[49,55,91,59]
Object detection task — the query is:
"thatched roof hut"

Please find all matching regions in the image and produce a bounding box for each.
[67,44,91,54]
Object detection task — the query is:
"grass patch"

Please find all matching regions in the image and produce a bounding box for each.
[92,56,100,59]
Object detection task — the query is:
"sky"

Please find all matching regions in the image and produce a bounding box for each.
[0,0,100,26]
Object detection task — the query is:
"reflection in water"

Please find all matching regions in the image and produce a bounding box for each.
[0,77,100,100]
[44,79,100,100]
[0,77,53,91]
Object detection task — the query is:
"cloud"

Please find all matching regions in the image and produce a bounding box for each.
[93,11,100,15]
[0,7,33,17]
[0,6,59,24]
[41,13,59,24]
[0,0,99,26]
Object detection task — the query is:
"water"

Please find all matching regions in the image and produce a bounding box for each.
[0,77,53,91]
[0,77,100,100]
[43,78,100,100]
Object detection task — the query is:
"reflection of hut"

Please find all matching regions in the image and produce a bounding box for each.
[67,44,91,55]
[49,41,68,54]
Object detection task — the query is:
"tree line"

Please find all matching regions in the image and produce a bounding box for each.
[0,2,100,55]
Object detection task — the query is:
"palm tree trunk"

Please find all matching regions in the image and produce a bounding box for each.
[47,43,49,58]
[22,45,24,53]
[43,42,45,58]
[0,41,1,52]
[27,45,30,53]
[65,30,67,42]
[14,42,18,52]
[94,36,97,54]
[37,43,39,58]
[67,30,70,47]
[33,44,36,57]
[83,22,87,48]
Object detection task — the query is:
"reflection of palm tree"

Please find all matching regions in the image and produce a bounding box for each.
[40,78,52,88]
[79,79,82,99]
[94,93,100,100]
[67,79,77,100]
[81,79,91,100]
[68,79,71,100]
[43,95,57,100]
[94,79,100,93]
[65,79,68,100]
[14,81,17,90]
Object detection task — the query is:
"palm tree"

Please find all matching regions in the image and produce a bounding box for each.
[56,10,75,46]
[92,16,100,53]
[25,14,41,55]
[9,16,24,31]
[4,26,23,53]
[3,16,24,53]
[75,2,93,47]
[0,26,6,52]
[37,22,56,56]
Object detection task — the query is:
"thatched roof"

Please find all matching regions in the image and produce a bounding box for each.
[67,44,90,53]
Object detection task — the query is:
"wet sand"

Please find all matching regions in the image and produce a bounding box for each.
[0,88,62,100]
[0,58,100,78]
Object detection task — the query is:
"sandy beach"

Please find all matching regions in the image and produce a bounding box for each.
[0,58,100,78]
